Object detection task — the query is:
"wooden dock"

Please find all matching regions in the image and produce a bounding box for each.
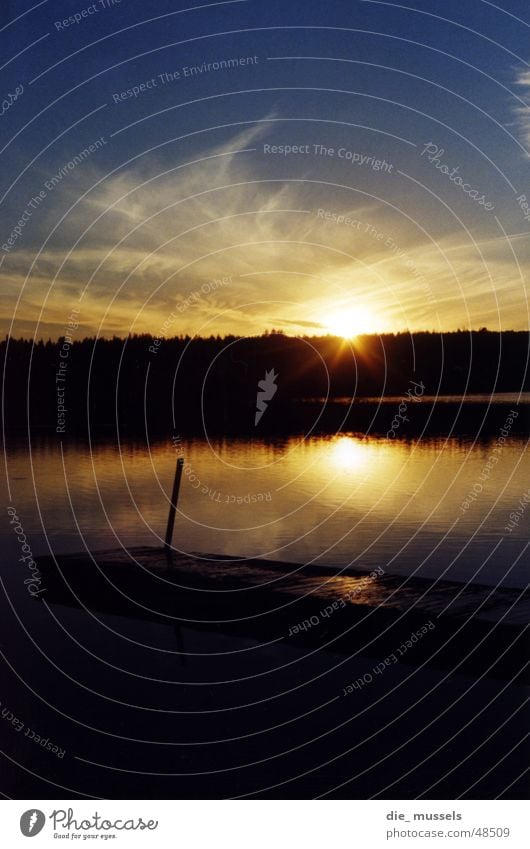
[36,547,529,681]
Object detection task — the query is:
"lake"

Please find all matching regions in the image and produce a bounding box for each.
[3,428,528,589]
[1,421,528,801]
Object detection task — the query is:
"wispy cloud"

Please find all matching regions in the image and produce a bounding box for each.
[2,120,529,338]
[514,66,530,153]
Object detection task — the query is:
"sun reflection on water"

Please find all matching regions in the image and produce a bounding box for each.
[329,436,371,472]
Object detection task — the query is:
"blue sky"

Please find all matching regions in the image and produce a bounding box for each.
[1,0,529,337]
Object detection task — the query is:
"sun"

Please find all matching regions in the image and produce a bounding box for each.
[324,307,378,339]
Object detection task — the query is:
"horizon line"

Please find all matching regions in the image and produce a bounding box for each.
[2,327,530,344]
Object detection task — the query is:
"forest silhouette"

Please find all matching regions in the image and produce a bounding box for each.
[2,330,528,437]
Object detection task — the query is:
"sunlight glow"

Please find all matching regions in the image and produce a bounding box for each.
[324,307,379,339]
[329,436,369,471]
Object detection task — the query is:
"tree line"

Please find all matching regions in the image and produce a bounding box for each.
[2,330,528,436]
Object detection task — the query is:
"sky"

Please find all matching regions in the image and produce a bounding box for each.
[1,0,529,339]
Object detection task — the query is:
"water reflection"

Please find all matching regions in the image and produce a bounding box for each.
[3,433,528,588]
[329,436,372,471]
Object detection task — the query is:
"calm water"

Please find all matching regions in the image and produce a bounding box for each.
[3,431,528,588]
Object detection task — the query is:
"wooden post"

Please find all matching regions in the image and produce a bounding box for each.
[164,457,184,553]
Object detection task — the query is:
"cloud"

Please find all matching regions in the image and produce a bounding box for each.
[2,120,529,338]
[272,318,325,330]
[514,66,530,153]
